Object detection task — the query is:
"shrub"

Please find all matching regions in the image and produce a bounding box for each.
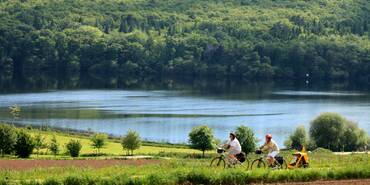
[0,124,17,156]
[49,135,59,156]
[90,133,108,155]
[121,130,141,156]
[235,125,257,154]
[188,125,215,157]
[309,112,368,151]
[341,121,368,151]
[312,147,332,153]
[284,125,308,150]
[34,133,46,157]
[43,178,61,185]
[14,129,35,158]
[63,176,86,185]
[66,140,82,157]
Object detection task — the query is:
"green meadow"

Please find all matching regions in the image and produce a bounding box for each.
[0,129,369,184]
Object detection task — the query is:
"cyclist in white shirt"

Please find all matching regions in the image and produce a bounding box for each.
[224,132,242,162]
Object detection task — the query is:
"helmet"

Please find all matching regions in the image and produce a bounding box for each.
[265,134,272,139]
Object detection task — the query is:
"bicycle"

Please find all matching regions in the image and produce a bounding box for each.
[210,148,250,169]
[250,150,287,170]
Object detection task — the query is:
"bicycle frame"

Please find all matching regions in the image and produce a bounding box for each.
[287,148,309,169]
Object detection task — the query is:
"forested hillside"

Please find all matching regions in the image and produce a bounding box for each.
[0,0,369,84]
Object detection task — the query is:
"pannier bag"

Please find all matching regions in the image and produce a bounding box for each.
[275,156,284,165]
[236,153,246,163]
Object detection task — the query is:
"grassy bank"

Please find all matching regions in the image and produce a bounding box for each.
[25,129,201,157]
[0,157,369,184]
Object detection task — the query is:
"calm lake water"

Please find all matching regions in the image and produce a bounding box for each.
[0,81,369,146]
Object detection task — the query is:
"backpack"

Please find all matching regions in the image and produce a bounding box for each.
[236,153,246,163]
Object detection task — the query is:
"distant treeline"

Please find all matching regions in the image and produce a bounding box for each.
[0,0,369,83]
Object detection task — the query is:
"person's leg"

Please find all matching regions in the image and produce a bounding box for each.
[266,156,273,166]
[267,151,278,167]
[228,151,239,164]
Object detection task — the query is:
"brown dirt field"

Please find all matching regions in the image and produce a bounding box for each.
[0,159,161,171]
[257,179,370,185]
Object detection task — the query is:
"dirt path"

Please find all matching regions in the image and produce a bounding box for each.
[259,179,370,185]
[0,159,161,171]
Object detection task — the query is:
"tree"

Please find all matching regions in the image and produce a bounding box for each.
[188,125,215,157]
[49,135,59,157]
[66,140,82,157]
[121,130,141,156]
[14,129,35,158]
[235,126,256,154]
[284,125,308,150]
[34,133,46,157]
[310,113,368,151]
[341,121,368,151]
[309,113,346,151]
[0,124,17,156]
[90,133,108,155]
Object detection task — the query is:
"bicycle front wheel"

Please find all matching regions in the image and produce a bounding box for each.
[210,157,226,169]
[242,158,250,170]
[250,159,266,170]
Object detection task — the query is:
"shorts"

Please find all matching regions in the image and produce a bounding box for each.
[229,150,241,155]
[268,151,278,158]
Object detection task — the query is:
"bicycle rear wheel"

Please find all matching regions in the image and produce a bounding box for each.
[210,157,226,169]
[250,159,266,170]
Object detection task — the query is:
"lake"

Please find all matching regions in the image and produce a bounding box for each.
[0,80,369,146]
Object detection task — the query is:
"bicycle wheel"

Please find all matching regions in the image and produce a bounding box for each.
[250,159,266,170]
[210,157,226,169]
[242,158,250,170]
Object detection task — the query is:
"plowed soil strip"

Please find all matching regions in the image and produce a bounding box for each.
[0,159,161,171]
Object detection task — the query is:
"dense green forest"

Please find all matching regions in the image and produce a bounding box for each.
[0,0,369,85]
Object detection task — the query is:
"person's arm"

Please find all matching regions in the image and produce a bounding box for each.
[259,142,267,151]
[223,140,230,149]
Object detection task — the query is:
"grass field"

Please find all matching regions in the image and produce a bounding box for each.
[0,129,369,184]
[26,129,201,157]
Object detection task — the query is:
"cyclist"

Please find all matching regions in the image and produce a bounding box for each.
[259,134,279,167]
[224,132,242,164]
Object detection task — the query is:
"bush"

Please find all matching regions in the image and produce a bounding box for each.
[309,112,368,151]
[284,125,308,150]
[235,125,257,154]
[49,135,59,156]
[90,133,108,154]
[0,124,17,156]
[43,178,61,185]
[341,121,368,151]
[34,133,46,156]
[312,147,332,153]
[14,129,35,158]
[188,125,215,157]
[121,130,141,156]
[66,140,82,157]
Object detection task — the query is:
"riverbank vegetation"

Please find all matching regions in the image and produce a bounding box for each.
[1,0,370,85]
[0,112,369,159]
[0,112,369,184]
